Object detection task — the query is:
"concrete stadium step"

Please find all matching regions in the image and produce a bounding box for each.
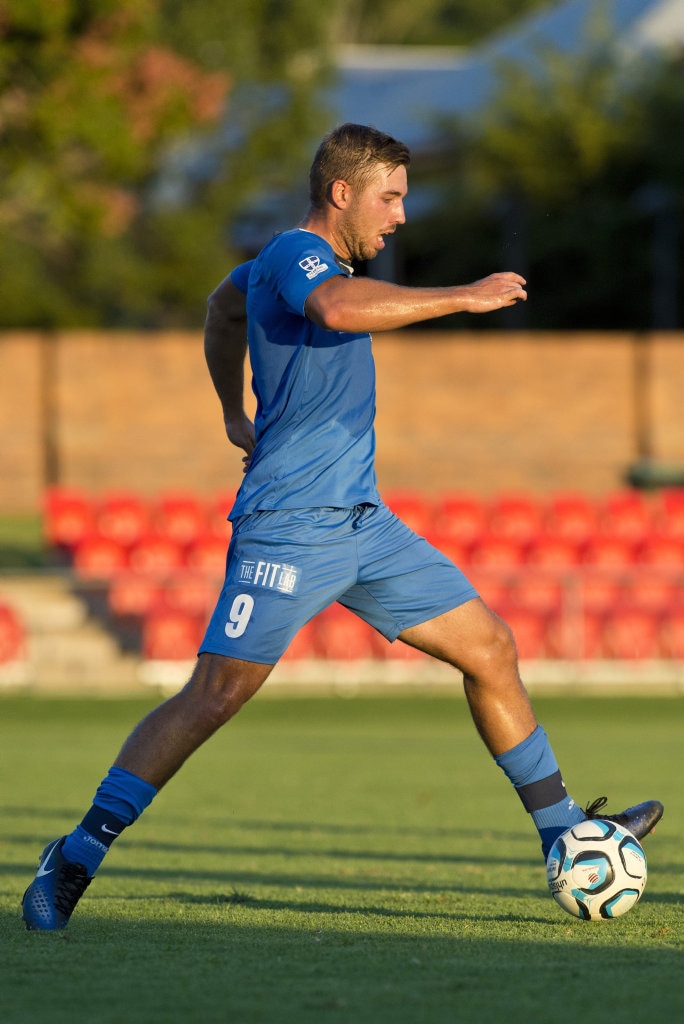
[0,573,143,693]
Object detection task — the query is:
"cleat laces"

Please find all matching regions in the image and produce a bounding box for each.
[585,796,608,818]
[53,861,91,919]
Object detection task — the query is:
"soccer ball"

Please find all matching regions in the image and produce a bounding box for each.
[546,818,647,921]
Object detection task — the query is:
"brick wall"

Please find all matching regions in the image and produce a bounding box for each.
[1,329,683,512]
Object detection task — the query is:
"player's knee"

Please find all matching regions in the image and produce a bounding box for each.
[185,655,263,731]
[469,610,519,678]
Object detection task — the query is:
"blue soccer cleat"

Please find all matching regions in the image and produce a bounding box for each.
[22,837,91,931]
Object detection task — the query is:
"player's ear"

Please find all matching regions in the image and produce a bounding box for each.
[329,179,351,210]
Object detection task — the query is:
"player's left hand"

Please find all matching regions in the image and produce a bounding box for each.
[461,272,527,312]
[224,413,255,471]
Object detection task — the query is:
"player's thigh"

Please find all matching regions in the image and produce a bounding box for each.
[399,598,517,676]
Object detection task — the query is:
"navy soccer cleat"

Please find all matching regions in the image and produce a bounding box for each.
[22,837,91,931]
[585,797,664,840]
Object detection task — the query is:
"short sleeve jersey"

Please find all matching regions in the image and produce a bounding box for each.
[230,229,381,517]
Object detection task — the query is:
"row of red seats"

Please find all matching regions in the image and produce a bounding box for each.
[45,487,234,556]
[70,528,684,578]
[41,487,684,664]
[388,488,684,543]
[47,486,684,550]
[140,600,684,663]
[73,532,228,579]
[107,564,684,622]
[504,604,684,661]
[112,562,684,661]
[471,566,684,615]
[45,486,684,577]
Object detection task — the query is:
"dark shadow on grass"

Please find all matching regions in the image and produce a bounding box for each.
[0,857,546,899]
[0,805,91,822]
[2,831,540,872]
[0,804,534,843]
[158,890,558,925]
[2,906,683,1024]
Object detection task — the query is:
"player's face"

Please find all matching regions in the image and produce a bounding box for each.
[341,163,407,262]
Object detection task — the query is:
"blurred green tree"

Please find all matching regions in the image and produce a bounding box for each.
[330,0,548,47]
[402,35,684,330]
[0,0,331,327]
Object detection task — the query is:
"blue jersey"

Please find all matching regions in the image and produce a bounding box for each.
[229,261,252,294]
[230,229,380,517]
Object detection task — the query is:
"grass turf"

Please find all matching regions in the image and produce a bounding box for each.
[0,515,45,569]
[0,693,682,1023]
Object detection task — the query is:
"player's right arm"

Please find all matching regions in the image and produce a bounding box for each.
[204,265,255,466]
[304,272,527,333]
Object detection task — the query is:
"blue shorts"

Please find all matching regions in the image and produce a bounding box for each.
[199,502,478,664]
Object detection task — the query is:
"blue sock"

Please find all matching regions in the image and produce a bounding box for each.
[62,767,157,876]
[495,725,585,860]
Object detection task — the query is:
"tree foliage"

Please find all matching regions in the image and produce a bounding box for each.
[0,0,235,325]
[1,0,681,330]
[330,0,548,47]
[0,0,332,327]
[402,37,684,330]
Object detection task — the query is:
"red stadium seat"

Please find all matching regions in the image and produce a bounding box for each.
[655,488,684,539]
[620,568,679,614]
[582,536,637,566]
[467,569,510,612]
[95,492,150,549]
[433,493,487,548]
[469,536,525,567]
[142,606,204,660]
[186,533,229,575]
[498,604,549,660]
[599,491,654,545]
[509,569,563,614]
[428,533,471,567]
[526,534,582,567]
[153,492,207,547]
[44,487,95,554]
[547,608,605,660]
[383,491,435,538]
[601,607,661,660]
[638,534,684,566]
[128,533,185,574]
[0,603,26,663]
[281,620,320,661]
[73,533,128,579]
[163,571,218,619]
[579,568,625,614]
[107,572,162,618]
[486,493,544,545]
[543,492,599,546]
[315,605,380,660]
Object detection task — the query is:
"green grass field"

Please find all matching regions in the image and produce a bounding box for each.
[1,693,682,1023]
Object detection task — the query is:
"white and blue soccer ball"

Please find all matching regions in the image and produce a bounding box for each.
[546,818,647,921]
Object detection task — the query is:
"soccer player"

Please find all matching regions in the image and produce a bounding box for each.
[22,124,663,930]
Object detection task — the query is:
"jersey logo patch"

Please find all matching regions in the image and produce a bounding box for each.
[299,255,329,280]
[235,559,301,595]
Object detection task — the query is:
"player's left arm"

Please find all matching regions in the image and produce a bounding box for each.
[204,274,255,465]
[304,272,526,333]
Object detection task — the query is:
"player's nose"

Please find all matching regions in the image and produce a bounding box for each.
[392,201,406,226]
